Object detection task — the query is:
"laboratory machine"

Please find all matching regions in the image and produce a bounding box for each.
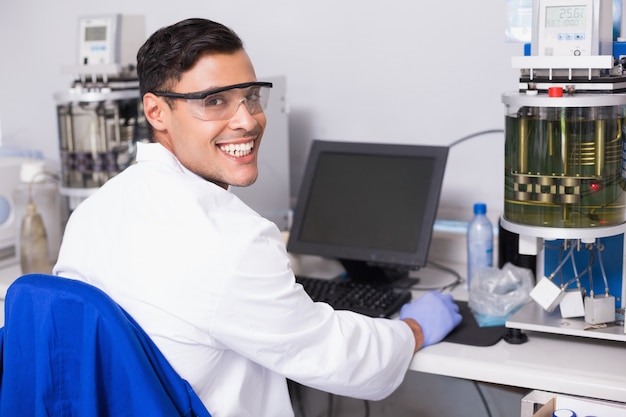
[502,0,626,341]
[54,15,149,210]
[0,158,23,268]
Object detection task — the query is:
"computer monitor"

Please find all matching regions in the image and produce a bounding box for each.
[287,139,448,286]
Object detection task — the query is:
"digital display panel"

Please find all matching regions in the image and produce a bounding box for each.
[545,5,587,28]
[85,26,107,42]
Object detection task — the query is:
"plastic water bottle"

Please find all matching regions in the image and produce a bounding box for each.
[467,202,493,287]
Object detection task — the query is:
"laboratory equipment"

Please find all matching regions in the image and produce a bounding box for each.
[54,15,148,211]
[0,158,22,268]
[0,152,61,271]
[77,15,145,68]
[502,0,626,341]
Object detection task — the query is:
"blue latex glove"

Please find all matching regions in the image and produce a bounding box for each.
[399,291,462,347]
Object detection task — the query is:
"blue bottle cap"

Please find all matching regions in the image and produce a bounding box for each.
[473,203,487,215]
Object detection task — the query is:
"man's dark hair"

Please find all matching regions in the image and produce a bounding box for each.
[137,18,244,98]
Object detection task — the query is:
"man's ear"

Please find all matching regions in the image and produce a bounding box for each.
[143,93,168,131]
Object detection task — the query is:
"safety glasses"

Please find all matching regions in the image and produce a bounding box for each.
[151,81,273,121]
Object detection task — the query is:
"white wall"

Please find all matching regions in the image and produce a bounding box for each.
[0,0,523,224]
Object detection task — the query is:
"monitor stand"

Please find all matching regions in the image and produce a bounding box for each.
[339,259,419,289]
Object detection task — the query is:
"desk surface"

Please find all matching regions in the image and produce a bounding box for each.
[289,255,626,403]
[412,329,626,402]
[1,258,624,403]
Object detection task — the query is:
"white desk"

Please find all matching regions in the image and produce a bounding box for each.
[410,266,626,402]
[411,266,626,403]
[1,256,624,404]
[412,329,626,403]
[416,269,626,403]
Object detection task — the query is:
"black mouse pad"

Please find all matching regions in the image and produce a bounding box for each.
[442,301,506,346]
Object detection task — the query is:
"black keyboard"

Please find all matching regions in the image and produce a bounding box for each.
[296,275,412,318]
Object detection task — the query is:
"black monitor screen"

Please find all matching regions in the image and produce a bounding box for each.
[287,140,448,284]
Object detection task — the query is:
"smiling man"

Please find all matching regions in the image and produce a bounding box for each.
[144,48,268,188]
[53,18,461,417]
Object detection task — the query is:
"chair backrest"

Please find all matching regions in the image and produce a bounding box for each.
[0,274,212,417]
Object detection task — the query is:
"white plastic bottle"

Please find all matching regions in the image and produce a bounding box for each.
[20,201,52,274]
[13,160,58,274]
[467,202,493,287]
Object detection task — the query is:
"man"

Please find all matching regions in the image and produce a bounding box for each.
[53,18,461,416]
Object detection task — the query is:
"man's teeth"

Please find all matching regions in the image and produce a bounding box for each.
[220,141,254,157]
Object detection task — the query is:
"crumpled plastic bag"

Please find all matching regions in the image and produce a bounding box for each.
[468,262,533,327]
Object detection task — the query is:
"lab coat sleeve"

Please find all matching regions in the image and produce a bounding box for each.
[209,221,416,400]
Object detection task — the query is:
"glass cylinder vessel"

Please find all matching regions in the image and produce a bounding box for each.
[55,88,148,190]
[502,92,626,228]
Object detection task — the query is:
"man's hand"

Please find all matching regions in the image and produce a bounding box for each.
[400,291,462,350]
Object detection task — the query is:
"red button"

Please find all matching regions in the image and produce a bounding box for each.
[548,87,563,97]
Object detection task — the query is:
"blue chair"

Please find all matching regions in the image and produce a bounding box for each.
[0,274,212,417]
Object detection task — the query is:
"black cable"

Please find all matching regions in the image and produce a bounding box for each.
[473,381,494,417]
[406,128,503,293]
[447,129,504,148]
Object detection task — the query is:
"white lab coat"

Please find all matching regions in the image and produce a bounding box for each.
[53,142,415,417]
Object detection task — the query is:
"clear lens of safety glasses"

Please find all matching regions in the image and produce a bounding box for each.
[151,82,273,121]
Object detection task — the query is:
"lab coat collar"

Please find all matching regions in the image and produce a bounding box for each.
[135,142,214,186]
